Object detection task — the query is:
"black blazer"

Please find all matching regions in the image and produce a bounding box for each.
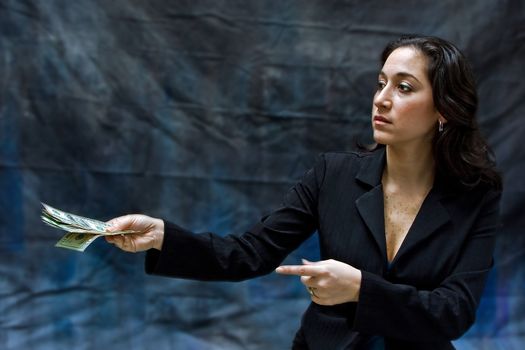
[145,148,501,350]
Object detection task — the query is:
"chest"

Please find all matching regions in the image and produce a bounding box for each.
[318,187,461,288]
[383,191,427,262]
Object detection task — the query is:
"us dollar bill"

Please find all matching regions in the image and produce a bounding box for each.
[41,203,139,252]
[55,232,102,252]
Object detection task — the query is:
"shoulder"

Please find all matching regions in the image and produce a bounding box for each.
[313,149,384,187]
[445,178,502,203]
[441,180,502,222]
[320,149,381,167]
[468,184,502,210]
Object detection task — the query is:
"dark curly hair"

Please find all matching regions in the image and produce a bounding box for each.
[379,35,502,190]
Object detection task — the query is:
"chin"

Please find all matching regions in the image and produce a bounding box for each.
[372,132,392,145]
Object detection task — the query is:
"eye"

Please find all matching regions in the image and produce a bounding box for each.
[398,83,412,93]
[377,80,386,90]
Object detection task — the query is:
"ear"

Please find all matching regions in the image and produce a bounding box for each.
[438,113,448,124]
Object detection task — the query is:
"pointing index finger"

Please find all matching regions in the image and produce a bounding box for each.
[275,265,321,276]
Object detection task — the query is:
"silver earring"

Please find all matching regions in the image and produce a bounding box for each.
[439,121,444,132]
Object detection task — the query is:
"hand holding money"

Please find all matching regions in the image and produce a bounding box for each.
[41,203,141,252]
[105,214,165,252]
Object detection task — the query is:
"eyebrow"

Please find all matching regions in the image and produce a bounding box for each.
[379,70,422,84]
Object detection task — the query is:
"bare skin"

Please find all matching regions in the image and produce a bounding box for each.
[382,147,434,263]
[105,214,164,252]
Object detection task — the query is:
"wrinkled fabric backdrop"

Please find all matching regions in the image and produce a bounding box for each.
[0,0,524,349]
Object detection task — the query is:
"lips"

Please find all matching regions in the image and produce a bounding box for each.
[373,115,392,124]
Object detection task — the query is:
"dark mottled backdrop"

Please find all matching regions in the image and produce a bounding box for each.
[1,0,523,349]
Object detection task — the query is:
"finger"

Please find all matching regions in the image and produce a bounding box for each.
[309,288,321,299]
[105,234,124,247]
[275,265,322,276]
[300,275,316,286]
[301,258,330,266]
[106,215,134,232]
[123,235,137,253]
[105,235,121,244]
[106,217,124,232]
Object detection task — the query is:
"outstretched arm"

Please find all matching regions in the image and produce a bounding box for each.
[105,154,328,282]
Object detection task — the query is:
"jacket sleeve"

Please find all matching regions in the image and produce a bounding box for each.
[144,154,327,281]
[352,189,502,341]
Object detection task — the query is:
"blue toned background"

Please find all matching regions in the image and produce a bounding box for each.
[1,0,524,349]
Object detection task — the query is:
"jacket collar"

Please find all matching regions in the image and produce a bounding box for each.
[354,146,452,269]
[355,147,386,188]
[355,146,454,199]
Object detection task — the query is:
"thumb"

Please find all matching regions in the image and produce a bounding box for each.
[106,215,134,232]
[301,258,316,265]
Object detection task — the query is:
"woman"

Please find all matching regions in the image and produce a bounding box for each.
[106,35,502,349]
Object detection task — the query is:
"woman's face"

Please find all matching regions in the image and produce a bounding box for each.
[372,47,442,147]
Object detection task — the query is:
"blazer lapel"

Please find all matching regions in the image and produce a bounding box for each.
[356,185,387,259]
[393,176,451,262]
[353,148,452,265]
[354,148,387,259]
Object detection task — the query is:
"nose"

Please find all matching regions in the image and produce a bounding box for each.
[373,86,392,110]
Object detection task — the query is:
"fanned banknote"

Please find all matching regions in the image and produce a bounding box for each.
[41,203,138,252]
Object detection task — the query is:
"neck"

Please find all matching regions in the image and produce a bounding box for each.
[383,143,435,193]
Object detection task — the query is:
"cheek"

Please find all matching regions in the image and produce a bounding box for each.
[396,99,437,126]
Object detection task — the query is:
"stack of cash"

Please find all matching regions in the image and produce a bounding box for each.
[41,203,137,252]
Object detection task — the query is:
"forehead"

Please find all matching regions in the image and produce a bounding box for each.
[381,47,429,80]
